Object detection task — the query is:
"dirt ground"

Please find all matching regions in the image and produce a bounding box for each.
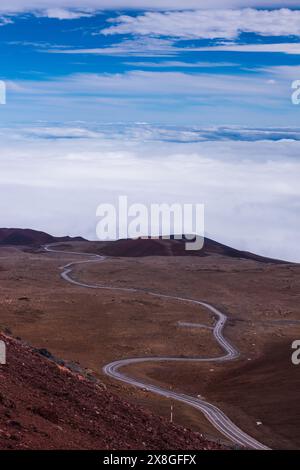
[0,333,223,450]
[0,242,299,449]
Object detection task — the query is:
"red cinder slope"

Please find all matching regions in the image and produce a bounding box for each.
[100,236,282,263]
[0,228,84,246]
[0,334,223,450]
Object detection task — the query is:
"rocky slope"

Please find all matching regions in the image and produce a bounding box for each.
[97,236,282,262]
[0,333,222,450]
[0,228,84,246]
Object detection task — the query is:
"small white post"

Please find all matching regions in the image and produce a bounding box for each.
[0,340,6,365]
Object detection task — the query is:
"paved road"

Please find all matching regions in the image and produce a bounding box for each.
[43,244,269,450]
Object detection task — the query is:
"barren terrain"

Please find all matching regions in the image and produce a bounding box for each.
[0,333,222,450]
[0,237,299,449]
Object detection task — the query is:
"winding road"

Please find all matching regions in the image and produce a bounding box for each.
[43,243,269,450]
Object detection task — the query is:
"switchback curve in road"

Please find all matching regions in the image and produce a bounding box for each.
[43,244,269,450]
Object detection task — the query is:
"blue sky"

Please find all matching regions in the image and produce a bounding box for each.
[1,4,300,125]
[0,2,300,261]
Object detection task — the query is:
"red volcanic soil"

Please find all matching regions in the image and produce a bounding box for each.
[0,228,282,263]
[0,228,84,246]
[0,333,222,450]
[99,236,281,263]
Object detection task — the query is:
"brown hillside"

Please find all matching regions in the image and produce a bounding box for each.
[0,333,223,450]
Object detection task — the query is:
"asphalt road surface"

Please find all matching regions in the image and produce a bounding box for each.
[43,244,269,450]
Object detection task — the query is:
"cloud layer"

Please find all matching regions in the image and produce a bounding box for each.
[0,124,299,262]
[41,8,94,19]
[102,9,300,39]
[193,42,300,54]
[0,1,299,15]
[1,4,299,262]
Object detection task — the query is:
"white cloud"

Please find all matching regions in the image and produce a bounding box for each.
[45,38,300,58]
[0,2,298,16]
[124,61,239,68]
[47,38,177,57]
[5,64,298,127]
[7,123,300,143]
[3,68,293,128]
[42,8,93,19]
[265,65,300,78]
[194,42,300,54]
[102,9,300,39]
[124,60,239,69]
[7,70,287,104]
[0,125,299,261]
[0,17,13,26]
[20,126,103,139]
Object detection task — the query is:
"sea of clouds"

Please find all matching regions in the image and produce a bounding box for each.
[0,123,299,262]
